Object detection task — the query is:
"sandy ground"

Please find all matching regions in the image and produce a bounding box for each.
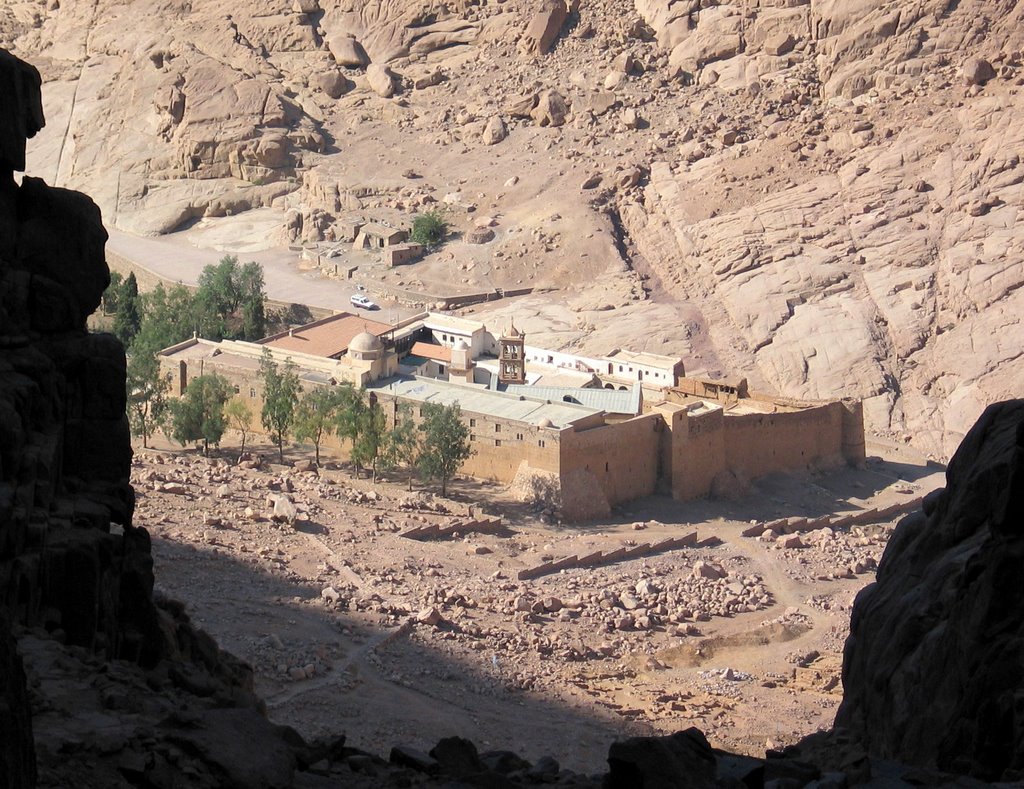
[133,434,943,774]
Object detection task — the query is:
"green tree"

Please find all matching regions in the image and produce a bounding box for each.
[294,386,346,467]
[102,271,124,315]
[383,403,421,490]
[224,397,255,456]
[410,210,448,248]
[351,395,388,482]
[169,373,231,456]
[237,261,267,340]
[333,385,369,476]
[193,256,267,341]
[126,351,169,449]
[417,402,472,496]
[112,271,141,346]
[132,282,195,357]
[259,349,301,463]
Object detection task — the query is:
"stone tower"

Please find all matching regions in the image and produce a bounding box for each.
[498,321,526,385]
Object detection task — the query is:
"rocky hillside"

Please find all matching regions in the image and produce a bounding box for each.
[3,0,1022,458]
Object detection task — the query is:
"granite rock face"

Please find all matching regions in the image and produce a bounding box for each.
[0,48,292,788]
[836,399,1024,781]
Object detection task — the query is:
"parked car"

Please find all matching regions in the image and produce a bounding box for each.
[350,294,377,310]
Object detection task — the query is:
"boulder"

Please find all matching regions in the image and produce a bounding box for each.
[836,401,1024,781]
[312,70,349,99]
[962,57,995,86]
[267,494,298,524]
[522,0,569,56]
[763,32,796,56]
[606,728,717,789]
[329,36,369,68]
[530,90,569,127]
[481,115,508,145]
[366,63,396,98]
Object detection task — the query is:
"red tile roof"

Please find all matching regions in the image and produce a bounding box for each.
[261,312,391,358]
[410,342,452,363]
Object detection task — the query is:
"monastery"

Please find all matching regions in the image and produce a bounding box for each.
[159,311,865,521]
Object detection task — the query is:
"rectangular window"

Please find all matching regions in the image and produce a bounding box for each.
[470,434,476,442]
[495,439,502,447]
[516,433,523,441]
[249,388,256,398]
[495,424,501,433]
[538,440,545,448]
[469,418,476,427]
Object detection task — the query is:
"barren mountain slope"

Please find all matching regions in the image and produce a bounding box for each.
[4,0,1022,458]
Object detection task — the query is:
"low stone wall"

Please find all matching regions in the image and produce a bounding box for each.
[517,530,699,581]
[740,496,925,538]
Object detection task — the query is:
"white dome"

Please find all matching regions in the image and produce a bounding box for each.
[536,417,553,428]
[349,331,383,354]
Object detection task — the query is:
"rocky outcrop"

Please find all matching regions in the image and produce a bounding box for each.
[0,47,304,788]
[521,0,570,56]
[835,399,1024,782]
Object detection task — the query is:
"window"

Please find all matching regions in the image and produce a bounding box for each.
[605,462,609,471]
[469,418,476,427]
[470,434,476,441]
[495,439,502,447]
[249,388,256,398]
[538,440,545,448]
[495,424,501,433]
[619,365,623,372]
[516,433,523,440]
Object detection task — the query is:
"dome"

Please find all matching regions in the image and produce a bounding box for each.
[349,331,383,354]
[536,417,553,428]
[453,338,469,351]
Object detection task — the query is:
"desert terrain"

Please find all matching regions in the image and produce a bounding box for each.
[133,435,941,774]
[3,0,1022,464]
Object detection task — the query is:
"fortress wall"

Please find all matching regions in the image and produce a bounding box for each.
[672,407,727,500]
[559,414,661,508]
[722,401,846,479]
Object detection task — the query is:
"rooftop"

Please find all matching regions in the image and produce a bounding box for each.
[604,348,685,370]
[503,384,642,415]
[410,341,452,363]
[423,312,487,335]
[260,312,392,359]
[370,376,601,429]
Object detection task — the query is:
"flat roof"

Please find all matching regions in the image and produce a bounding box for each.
[160,340,263,372]
[503,384,641,414]
[260,312,392,359]
[360,222,405,237]
[369,376,601,429]
[605,348,684,369]
[423,312,486,335]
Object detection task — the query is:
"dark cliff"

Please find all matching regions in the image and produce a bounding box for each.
[835,399,1024,781]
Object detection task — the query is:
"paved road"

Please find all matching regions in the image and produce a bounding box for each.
[106,229,416,322]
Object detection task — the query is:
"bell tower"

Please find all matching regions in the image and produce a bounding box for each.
[498,321,526,385]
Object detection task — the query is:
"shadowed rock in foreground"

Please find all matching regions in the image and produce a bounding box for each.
[835,399,1024,782]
